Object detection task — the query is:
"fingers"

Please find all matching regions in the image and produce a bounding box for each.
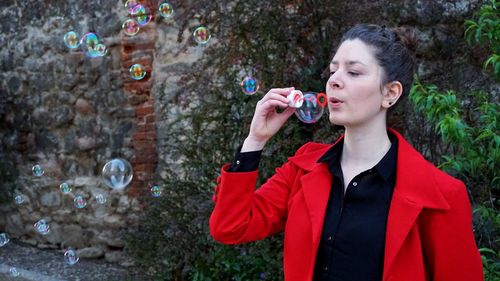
[259,87,294,104]
[259,99,290,112]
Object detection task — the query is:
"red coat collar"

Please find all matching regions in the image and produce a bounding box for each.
[287,127,450,210]
[287,128,450,280]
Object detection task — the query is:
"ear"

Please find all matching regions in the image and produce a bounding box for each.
[382,81,403,109]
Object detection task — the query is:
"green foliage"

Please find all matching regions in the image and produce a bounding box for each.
[410,79,499,191]
[464,0,500,79]
[127,0,342,280]
[410,77,500,280]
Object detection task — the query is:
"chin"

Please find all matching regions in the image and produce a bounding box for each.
[328,114,346,126]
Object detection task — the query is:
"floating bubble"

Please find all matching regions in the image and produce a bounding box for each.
[74,195,87,209]
[158,2,174,18]
[95,194,106,204]
[60,182,72,194]
[295,92,325,124]
[80,32,102,58]
[34,219,50,235]
[241,76,259,95]
[101,158,133,190]
[122,19,140,36]
[64,248,79,265]
[0,233,10,247]
[150,184,163,197]
[96,44,107,56]
[129,64,146,80]
[9,267,20,277]
[131,4,152,27]
[63,31,80,49]
[193,26,211,44]
[124,0,139,11]
[14,194,25,205]
[32,164,44,177]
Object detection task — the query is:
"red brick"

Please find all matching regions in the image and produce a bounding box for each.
[134,154,158,164]
[144,114,156,123]
[135,105,154,116]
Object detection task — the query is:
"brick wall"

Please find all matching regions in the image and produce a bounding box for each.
[121,0,158,197]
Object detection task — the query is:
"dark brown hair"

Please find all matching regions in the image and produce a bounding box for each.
[337,24,418,112]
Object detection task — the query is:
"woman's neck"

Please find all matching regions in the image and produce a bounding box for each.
[341,122,392,168]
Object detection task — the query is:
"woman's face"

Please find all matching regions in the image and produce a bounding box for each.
[326,38,387,128]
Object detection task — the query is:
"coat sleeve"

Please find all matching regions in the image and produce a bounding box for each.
[420,181,484,281]
[209,144,309,244]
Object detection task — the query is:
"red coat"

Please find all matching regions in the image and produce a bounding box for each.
[209,128,484,281]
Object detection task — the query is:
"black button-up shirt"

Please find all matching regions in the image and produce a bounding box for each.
[313,133,398,281]
[228,132,398,281]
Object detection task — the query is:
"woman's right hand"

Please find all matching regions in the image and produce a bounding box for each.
[241,87,296,152]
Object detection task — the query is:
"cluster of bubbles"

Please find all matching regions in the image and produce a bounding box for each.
[4,159,162,275]
[63,31,108,58]
[122,0,153,36]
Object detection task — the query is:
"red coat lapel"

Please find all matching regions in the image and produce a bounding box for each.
[288,128,451,280]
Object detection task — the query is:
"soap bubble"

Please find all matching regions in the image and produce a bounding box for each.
[129,64,146,80]
[102,158,133,190]
[74,195,87,209]
[64,248,79,265]
[150,184,163,197]
[295,92,325,124]
[241,76,259,95]
[124,0,139,11]
[60,182,72,194]
[131,4,152,27]
[96,44,107,56]
[34,219,50,235]
[193,26,211,44]
[9,267,20,277]
[0,233,10,247]
[32,164,44,177]
[122,19,140,36]
[95,194,106,204]
[158,2,174,18]
[80,32,103,58]
[14,194,25,205]
[63,31,80,49]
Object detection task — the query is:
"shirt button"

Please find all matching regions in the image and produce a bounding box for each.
[327,236,332,241]
[236,160,241,165]
[324,266,328,271]
[352,181,358,186]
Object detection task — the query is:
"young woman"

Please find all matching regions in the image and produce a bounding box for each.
[209,24,483,281]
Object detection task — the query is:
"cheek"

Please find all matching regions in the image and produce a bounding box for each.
[349,80,382,106]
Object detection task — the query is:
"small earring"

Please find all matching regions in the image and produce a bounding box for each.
[388,102,393,105]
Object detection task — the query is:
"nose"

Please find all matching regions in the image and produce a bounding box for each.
[327,72,342,89]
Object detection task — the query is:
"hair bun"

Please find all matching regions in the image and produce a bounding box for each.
[391,26,418,54]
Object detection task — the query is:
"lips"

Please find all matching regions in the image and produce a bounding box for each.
[329,97,344,104]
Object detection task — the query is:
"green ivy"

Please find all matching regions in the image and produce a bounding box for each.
[410,78,500,281]
[465,0,500,79]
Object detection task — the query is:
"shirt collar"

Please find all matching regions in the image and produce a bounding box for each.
[317,131,398,182]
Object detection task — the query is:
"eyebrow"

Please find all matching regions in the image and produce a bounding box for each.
[330,60,367,67]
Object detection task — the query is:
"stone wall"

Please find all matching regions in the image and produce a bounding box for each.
[0,0,168,264]
[0,0,498,266]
